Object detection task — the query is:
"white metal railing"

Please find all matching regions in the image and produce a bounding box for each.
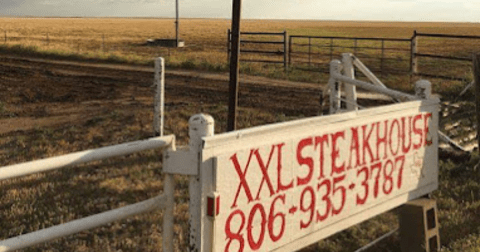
[0,135,175,252]
[0,136,174,181]
[153,57,165,137]
[0,56,181,252]
[327,53,467,152]
[326,54,418,115]
[0,194,167,251]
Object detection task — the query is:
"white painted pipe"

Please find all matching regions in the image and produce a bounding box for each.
[457,81,474,100]
[0,194,167,252]
[352,55,388,88]
[330,60,417,102]
[353,228,399,252]
[328,60,342,114]
[154,57,165,137]
[0,135,174,181]
[188,114,214,252]
[415,79,432,99]
[342,53,358,111]
[438,131,468,152]
[332,96,366,109]
[162,174,174,252]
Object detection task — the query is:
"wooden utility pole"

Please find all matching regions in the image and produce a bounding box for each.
[227,0,242,131]
[474,54,480,154]
[411,30,418,75]
[283,30,288,72]
[175,0,179,46]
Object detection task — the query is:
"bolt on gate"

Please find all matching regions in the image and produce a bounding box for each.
[1,56,441,251]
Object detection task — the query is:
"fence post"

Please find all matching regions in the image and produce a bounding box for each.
[354,38,357,55]
[411,30,418,75]
[284,30,288,72]
[154,57,165,137]
[342,53,357,111]
[163,173,174,252]
[188,114,214,252]
[474,54,480,154]
[381,39,385,77]
[308,37,312,67]
[415,79,431,99]
[175,0,179,47]
[330,38,334,61]
[227,0,242,132]
[328,60,342,114]
[4,30,6,43]
[227,29,231,65]
[102,34,105,52]
[288,35,292,68]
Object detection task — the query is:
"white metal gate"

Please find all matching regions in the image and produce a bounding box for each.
[0,135,176,252]
[0,55,441,252]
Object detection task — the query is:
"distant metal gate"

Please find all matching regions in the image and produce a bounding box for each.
[289,35,412,76]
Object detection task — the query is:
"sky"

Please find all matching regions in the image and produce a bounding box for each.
[0,0,479,22]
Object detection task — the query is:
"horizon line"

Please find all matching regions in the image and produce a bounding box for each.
[0,15,479,24]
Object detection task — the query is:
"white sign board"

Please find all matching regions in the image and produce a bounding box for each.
[200,99,439,252]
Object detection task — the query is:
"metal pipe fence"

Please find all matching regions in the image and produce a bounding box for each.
[0,136,174,181]
[3,28,480,84]
[227,30,288,70]
[0,194,168,251]
[412,31,480,82]
[226,30,480,85]
[0,135,175,252]
[289,35,412,76]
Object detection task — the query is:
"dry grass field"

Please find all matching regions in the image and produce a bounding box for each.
[1,17,480,83]
[2,17,480,251]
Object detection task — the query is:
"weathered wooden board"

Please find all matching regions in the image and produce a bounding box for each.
[200,99,439,252]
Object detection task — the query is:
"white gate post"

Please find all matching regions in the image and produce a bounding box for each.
[328,59,343,114]
[415,79,432,99]
[188,114,215,252]
[154,57,165,137]
[342,53,357,111]
[163,173,174,252]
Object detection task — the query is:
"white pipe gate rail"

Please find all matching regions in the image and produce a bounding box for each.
[0,136,175,252]
[326,53,418,115]
[0,57,177,252]
[328,53,464,151]
[0,54,212,251]
[0,113,214,252]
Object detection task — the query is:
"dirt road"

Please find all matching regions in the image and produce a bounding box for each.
[0,55,326,137]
